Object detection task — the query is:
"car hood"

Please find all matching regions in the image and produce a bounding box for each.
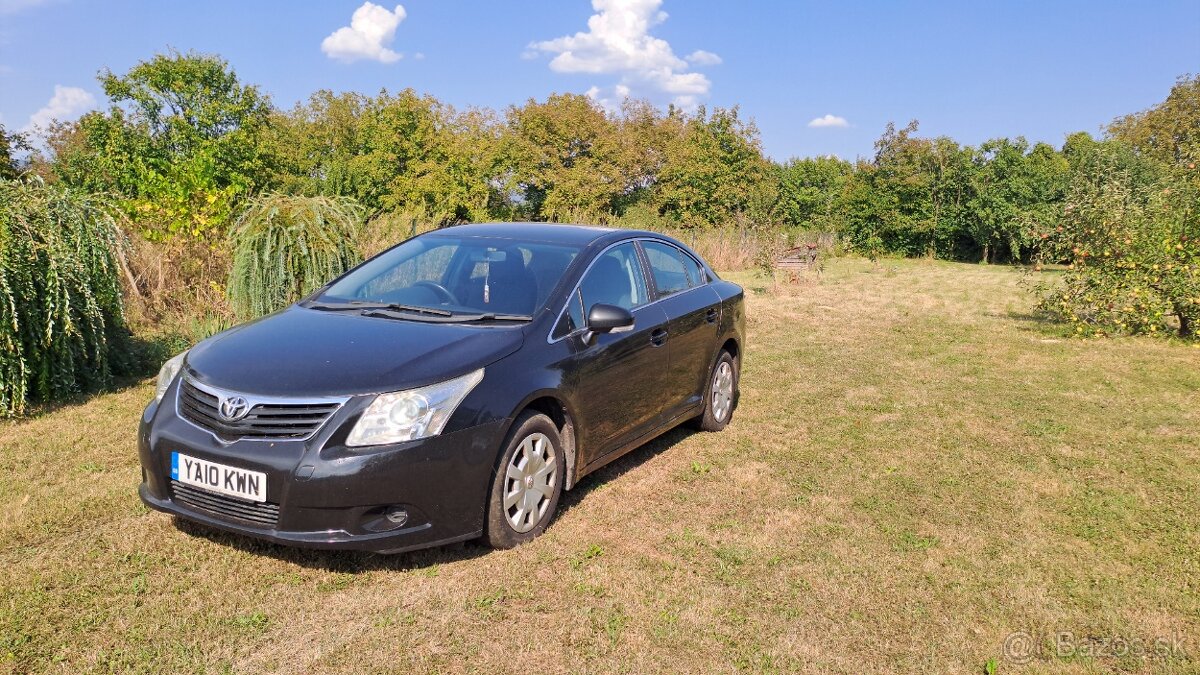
[184,306,525,397]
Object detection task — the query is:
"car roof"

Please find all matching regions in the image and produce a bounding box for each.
[430,222,647,247]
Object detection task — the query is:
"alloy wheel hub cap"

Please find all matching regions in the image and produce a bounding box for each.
[502,432,557,533]
[712,361,734,421]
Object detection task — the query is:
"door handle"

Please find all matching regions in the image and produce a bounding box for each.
[650,328,668,346]
[705,308,718,324]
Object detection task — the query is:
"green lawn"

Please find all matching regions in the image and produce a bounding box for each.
[2,259,1197,673]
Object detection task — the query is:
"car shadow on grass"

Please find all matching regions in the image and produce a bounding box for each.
[170,517,494,572]
[556,424,698,516]
[168,424,701,573]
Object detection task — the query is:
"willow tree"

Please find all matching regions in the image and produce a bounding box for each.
[0,180,132,415]
[227,195,364,320]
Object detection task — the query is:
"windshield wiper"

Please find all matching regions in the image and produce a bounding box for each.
[375,303,453,316]
[360,308,532,323]
[308,299,527,323]
[307,300,452,317]
[453,312,533,322]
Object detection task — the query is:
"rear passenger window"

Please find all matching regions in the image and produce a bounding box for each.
[642,241,691,297]
[679,251,706,286]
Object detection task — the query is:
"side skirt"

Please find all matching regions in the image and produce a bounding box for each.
[572,403,704,485]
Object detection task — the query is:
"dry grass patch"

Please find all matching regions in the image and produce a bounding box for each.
[2,258,1197,673]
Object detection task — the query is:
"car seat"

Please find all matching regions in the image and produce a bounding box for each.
[581,255,633,310]
[482,251,538,315]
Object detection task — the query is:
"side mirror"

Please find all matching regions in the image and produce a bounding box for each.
[581,303,634,344]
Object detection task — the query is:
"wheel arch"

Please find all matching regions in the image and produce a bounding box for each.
[505,392,581,490]
[720,337,740,362]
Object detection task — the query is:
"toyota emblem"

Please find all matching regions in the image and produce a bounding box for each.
[219,395,250,421]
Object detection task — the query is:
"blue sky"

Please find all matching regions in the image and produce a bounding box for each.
[1,0,1197,161]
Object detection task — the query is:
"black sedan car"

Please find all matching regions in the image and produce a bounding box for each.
[139,223,745,552]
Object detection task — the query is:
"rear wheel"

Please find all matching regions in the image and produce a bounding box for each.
[694,350,738,432]
[484,412,565,549]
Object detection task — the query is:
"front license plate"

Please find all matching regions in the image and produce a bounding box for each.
[171,452,267,503]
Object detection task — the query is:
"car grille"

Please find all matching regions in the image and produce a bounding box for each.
[178,378,343,441]
[170,480,281,527]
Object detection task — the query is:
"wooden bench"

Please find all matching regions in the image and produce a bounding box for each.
[774,244,820,272]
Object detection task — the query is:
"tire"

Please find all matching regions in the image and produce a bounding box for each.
[484,411,566,549]
[694,350,738,432]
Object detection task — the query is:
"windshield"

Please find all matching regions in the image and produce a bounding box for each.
[317,235,580,318]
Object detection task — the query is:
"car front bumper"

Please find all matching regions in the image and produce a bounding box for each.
[137,386,506,554]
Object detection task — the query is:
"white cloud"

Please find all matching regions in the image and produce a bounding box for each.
[321,2,407,64]
[685,49,722,66]
[23,85,96,133]
[529,0,717,108]
[807,114,849,128]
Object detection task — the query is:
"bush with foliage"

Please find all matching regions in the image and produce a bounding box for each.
[1035,77,1199,339]
[20,46,1198,355]
[1036,138,1198,338]
[0,180,134,415]
[227,195,365,320]
[0,125,30,180]
[51,50,272,241]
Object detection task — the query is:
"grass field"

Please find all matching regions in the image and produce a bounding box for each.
[2,259,1198,674]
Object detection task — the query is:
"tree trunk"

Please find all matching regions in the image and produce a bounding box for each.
[981,243,990,265]
[1178,307,1194,339]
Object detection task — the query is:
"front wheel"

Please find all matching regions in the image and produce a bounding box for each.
[694,350,738,432]
[484,412,565,549]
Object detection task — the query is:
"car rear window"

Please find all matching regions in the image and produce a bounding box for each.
[642,241,693,297]
[679,250,706,286]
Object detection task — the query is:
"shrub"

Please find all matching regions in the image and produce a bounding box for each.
[227,195,364,320]
[0,180,134,416]
[1035,140,1199,338]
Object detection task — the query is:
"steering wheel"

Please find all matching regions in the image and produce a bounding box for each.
[414,280,458,305]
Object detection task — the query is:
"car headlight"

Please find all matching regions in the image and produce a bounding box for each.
[153,350,188,404]
[346,368,484,447]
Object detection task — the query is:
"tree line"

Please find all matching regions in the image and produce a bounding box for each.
[4,51,1188,264]
[0,51,1196,361]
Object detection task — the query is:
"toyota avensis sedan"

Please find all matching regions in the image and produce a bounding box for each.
[138,223,744,553]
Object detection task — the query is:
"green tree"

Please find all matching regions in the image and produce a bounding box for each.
[227,195,364,320]
[777,155,853,231]
[0,125,30,179]
[505,93,630,220]
[1108,74,1199,172]
[54,50,273,240]
[270,89,505,223]
[841,122,975,258]
[1037,137,1197,338]
[655,106,777,227]
[968,138,1068,263]
[0,181,134,415]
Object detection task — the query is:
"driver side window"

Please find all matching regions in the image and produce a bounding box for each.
[579,243,648,314]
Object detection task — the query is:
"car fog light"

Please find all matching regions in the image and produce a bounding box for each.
[385,508,409,526]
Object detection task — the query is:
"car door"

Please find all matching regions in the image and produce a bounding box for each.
[639,240,722,420]
[557,242,669,466]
